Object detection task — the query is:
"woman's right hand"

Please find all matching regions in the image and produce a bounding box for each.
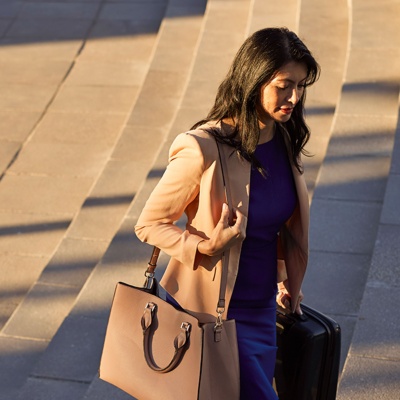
[197,203,246,256]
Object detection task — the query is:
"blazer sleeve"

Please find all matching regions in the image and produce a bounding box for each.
[135,132,207,269]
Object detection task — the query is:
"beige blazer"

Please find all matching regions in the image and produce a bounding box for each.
[135,123,309,323]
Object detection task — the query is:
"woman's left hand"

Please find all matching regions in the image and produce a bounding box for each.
[197,203,247,256]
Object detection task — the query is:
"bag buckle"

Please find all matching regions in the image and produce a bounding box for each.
[180,322,191,332]
[213,307,225,342]
[143,271,155,290]
[215,307,224,327]
[145,302,156,313]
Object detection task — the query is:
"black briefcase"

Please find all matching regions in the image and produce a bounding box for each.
[275,304,341,400]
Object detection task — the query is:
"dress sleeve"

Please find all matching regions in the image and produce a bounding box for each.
[135,132,207,268]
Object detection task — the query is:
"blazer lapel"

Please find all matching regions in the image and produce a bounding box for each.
[219,144,251,218]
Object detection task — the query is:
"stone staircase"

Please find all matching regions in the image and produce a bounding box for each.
[0,0,399,399]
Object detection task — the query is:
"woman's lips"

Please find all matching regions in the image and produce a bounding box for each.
[280,107,293,115]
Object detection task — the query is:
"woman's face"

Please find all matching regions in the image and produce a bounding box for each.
[257,61,308,125]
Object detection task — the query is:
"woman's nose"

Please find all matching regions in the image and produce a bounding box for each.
[288,88,300,105]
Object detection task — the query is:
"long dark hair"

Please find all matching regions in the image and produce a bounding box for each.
[192,27,320,173]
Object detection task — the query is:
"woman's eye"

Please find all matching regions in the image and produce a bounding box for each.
[277,84,306,91]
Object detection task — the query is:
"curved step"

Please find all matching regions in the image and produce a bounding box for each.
[332,0,400,397]
[13,0,209,399]
[302,0,400,392]
[0,2,169,400]
[299,0,352,374]
[298,0,350,196]
[0,3,166,333]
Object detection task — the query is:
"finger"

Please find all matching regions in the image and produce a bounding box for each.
[220,203,230,224]
[278,293,291,309]
[233,209,247,230]
[294,292,303,314]
[233,209,241,223]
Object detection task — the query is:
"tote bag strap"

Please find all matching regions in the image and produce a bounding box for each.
[214,140,233,316]
[143,139,233,324]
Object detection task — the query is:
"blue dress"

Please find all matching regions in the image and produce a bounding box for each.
[228,132,297,399]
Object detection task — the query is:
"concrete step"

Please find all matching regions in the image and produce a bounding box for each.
[0,1,166,330]
[0,1,169,399]
[298,0,352,373]
[301,0,400,395]
[332,0,400,397]
[13,0,209,399]
[337,125,400,400]
[0,1,99,334]
[298,0,350,196]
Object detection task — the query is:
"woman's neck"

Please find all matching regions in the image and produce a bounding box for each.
[258,121,276,144]
[220,118,276,145]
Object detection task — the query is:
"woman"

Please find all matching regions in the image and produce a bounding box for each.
[135,27,320,399]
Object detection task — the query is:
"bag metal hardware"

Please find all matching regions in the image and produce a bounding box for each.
[180,322,191,332]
